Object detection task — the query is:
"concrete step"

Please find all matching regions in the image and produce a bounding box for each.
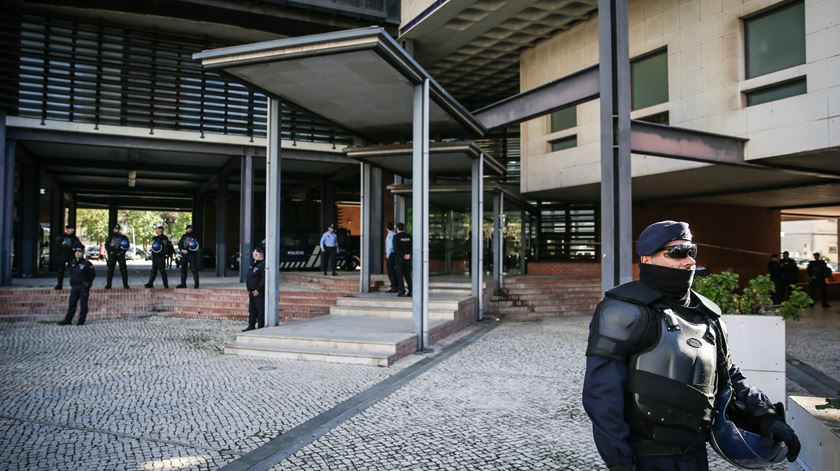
[224,342,392,367]
[330,306,455,320]
[335,297,461,311]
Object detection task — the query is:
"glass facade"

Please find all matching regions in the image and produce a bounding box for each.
[631,49,669,110]
[745,0,805,79]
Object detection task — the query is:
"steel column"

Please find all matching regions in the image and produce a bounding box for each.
[471,153,484,320]
[519,209,527,274]
[67,197,77,227]
[321,178,335,232]
[49,186,63,271]
[0,127,14,285]
[360,162,372,293]
[370,166,384,275]
[599,0,633,290]
[108,204,118,231]
[492,191,504,288]
[444,210,454,274]
[20,162,39,278]
[239,152,254,282]
[412,79,430,350]
[264,98,282,327]
[191,195,204,270]
[215,171,227,277]
[393,175,406,226]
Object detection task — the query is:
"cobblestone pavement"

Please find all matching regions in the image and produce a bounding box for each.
[0,317,402,470]
[787,303,840,386]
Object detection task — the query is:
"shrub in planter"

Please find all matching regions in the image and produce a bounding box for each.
[693,271,813,320]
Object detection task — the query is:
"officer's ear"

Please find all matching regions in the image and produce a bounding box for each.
[640,255,652,264]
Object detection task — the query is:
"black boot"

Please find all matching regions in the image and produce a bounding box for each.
[121,271,129,289]
[193,272,199,289]
[57,318,72,326]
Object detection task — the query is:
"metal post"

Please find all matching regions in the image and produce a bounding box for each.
[471,153,484,320]
[599,0,633,290]
[264,98,282,327]
[215,171,227,277]
[67,197,77,227]
[519,209,527,275]
[492,191,504,288]
[321,177,335,231]
[370,166,383,275]
[49,185,63,271]
[534,202,542,262]
[444,210,453,274]
[108,203,118,231]
[20,162,39,278]
[239,152,254,282]
[360,162,371,293]
[393,175,405,225]
[191,195,204,270]
[0,129,14,285]
[412,79,430,350]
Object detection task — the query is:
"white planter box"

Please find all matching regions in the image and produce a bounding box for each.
[787,396,840,471]
[721,314,786,406]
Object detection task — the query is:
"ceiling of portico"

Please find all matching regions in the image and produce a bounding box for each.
[400,0,598,108]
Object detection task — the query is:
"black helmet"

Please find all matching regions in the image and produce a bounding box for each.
[710,384,787,469]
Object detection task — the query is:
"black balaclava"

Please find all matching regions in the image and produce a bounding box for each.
[639,263,695,305]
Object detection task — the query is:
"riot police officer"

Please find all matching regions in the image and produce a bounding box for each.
[243,245,266,332]
[583,221,800,470]
[104,224,130,289]
[176,225,200,289]
[144,225,173,289]
[54,224,82,290]
[58,246,96,325]
[393,222,412,297]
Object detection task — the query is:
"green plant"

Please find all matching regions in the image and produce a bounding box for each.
[693,271,813,319]
[693,271,739,314]
[735,274,774,315]
[777,285,813,321]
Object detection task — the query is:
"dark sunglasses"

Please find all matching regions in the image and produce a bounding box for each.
[660,243,697,259]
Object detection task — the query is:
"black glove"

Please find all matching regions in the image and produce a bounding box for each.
[609,465,633,471]
[759,414,801,462]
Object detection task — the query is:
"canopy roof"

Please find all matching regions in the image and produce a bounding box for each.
[346,141,504,178]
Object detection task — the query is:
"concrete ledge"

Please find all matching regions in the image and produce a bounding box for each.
[788,396,840,471]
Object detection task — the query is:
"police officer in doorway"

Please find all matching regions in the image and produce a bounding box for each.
[320,223,338,276]
[583,221,800,470]
[176,225,200,289]
[104,224,130,289]
[393,222,412,297]
[385,223,398,293]
[145,225,173,289]
[243,245,266,332]
[807,252,832,308]
[54,225,82,290]
[58,246,96,325]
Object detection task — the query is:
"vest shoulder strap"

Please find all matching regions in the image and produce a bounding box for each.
[605,281,664,306]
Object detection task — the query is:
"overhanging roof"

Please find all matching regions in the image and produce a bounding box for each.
[194,28,486,142]
[345,141,505,177]
[389,181,531,213]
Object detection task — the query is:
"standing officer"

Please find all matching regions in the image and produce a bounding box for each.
[583,221,800,470]
[104,224,130,289]
[58,246,96,325]
[176,225,200,289]
[145,225,173,289]
[768,253,785,305]
[780,251,799,300]
[243,245,266,332]
[54,224,82,290]
[320,223,338,276]
[385,223,398,293]
[807,252,832,308]
[393,222,412,297]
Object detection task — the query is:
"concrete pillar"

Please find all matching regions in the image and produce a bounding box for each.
[0,131,15,285]
[215,171,227,277]
[471,154,484,320]
[264,99,282,327]
[20,162,39,278]
[412,79,430,350]
[239,152,254,282]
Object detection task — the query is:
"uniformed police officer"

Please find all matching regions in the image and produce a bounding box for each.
[583,221,800,470]
[385,223,398,293]
[243,245,266,332]
[104,224,130,289]
[320,223,338,276]
[54,224,83,290]
[176,225,200,289]
[145,225,173,289]
[393,222,412,297]
[58,246,96,326]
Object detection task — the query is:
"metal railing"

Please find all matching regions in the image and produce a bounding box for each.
[0,12,355,147]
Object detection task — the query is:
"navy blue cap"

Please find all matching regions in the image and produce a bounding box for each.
[73,245,85,252]
[636,220,692,256]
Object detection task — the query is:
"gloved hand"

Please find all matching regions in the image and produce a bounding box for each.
[759,414,801,462]
[609,465,633,471]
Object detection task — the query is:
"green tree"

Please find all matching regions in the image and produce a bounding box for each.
[75,208,109,245]
[165,212,192,239]
[120,210,165,248]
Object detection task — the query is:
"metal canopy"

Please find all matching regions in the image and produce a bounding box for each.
[388,182,529,213]
[194,28,485,142]
[346,141,504,177]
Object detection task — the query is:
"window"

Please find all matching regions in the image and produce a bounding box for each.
[550,135,577,152]
[745,0,805,79]
[745,76,807,106]
[550,106,576,133]
[631,49,668,110]
[637,111,670,125]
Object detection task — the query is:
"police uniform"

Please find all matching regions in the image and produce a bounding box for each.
[244,251,266,331]
[105,227,130,289]
[582,221,800,471]
[385,227,398,292]
[393,226,412,297]
[320,226,338,275]
[145,231,173,288]
[806,256,832,308]
[177,229,200,289]
[54,228,82,289]
[59,248,96,325]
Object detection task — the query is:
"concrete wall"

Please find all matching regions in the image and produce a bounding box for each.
[400,0,439,29]
[519,0,840,195]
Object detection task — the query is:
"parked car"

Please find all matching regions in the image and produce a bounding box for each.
[84,246,100,260]
[124,247,146,261]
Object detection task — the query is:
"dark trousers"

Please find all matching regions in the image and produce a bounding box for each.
[321,246,337,274]
[147,256,169,287]
[386,253,398,289]
[64,284,91,324]
[106,253,128,288]
[55,255,73,288]
[635,447,709,471]
[248,295,265,329]
[395,256,412,294]
[810,279,829,306]
[180,252,199,288]
[772,279,786,305]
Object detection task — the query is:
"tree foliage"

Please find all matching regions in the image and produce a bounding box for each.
[75,209,191,248]
[75,208,109,245]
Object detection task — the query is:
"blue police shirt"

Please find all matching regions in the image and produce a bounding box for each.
[320,231,338,248]
[385,230,395,256]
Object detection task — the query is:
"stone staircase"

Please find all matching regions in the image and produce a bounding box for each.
[279,272,384,292]
[225,292,476,366]
[485,276,603,320]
